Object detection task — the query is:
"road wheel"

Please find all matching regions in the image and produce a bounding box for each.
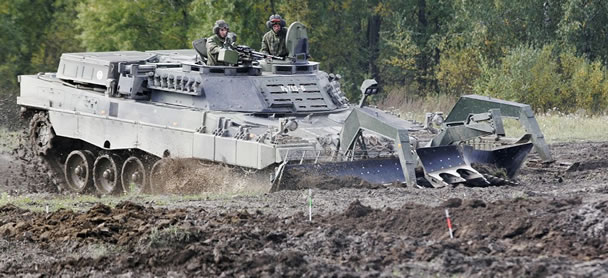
[121,156,148,194]
[64,150,94,193]
[93,154,123,195]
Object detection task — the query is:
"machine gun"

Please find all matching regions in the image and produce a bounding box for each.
[193,32,287,66]
[233,44,285,61]
[221,33,285,65]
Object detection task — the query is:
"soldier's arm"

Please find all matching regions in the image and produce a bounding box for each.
[260,34,270,54]
[206,39,221,55]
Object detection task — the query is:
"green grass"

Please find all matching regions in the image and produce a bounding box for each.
[0,190,259,212]
[503,114,608,143]
[534,114,608,143]
[144,224,200,249]
[0,192,121,212]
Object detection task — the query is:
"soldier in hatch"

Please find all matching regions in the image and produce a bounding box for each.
[206,20,231,66]
[260,14,288,58]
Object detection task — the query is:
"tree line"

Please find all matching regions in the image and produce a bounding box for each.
[1,0,607,114]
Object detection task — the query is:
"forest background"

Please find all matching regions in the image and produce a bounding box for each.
[1,0,607,128]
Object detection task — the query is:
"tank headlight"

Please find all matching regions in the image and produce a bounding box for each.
[285,119,298,132]
[432,112,444,126]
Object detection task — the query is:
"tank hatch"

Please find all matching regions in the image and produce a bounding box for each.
[285,22,309,63]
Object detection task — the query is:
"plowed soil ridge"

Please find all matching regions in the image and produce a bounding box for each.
[0,197,606,277]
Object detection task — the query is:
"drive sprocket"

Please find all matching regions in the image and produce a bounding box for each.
[28,112,55,156]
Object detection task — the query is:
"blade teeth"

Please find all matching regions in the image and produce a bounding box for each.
[428,167,490,186]
[458,167,490,185]
[440,171,466,184]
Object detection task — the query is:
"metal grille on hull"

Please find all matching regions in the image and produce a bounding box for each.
[262,80,333,112]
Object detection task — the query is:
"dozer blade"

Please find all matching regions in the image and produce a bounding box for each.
[416,145,488,187]
[416,143,533,187]
[271,158,406,191]
[462,142,534,178]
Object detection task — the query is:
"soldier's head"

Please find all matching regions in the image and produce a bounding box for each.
[213,20,230,38]
[266,14,286,33]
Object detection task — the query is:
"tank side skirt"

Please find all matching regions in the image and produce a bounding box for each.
[46,109,278,170]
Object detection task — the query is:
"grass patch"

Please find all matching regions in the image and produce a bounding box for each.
[0,192,130,212]
[0,190,261,212]
[503,114,608,143]
[143,225,200,249]
[533,114,608,143]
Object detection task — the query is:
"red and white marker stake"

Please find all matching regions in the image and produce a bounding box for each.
[445,209,454,239]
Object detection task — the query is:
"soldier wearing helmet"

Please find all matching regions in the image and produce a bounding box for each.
[206,20,231,66]
[261,14,288,58]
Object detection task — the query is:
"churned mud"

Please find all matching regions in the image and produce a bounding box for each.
[0,139,58,195]
[278,167,384,191]
[0,197,606,277]
[0,136,608,276]
[149,158,272,195]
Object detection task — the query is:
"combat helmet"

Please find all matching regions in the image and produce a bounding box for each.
[266,14,286,29]
[213,20,230,35]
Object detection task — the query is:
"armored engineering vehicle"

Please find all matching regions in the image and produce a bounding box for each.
[17,22,553,194]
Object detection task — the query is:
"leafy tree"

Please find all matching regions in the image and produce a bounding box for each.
[570,60,608,114]
[474,43,608,114]
[31,0,84,72]
[474,44,562,111]
[448,0,564,59]
[0,15,24,87]
[435,37,482,96]
[77,0,192,51]
[278,0,371,99]
[1,0,607,115]
[378,15,420,86]
[188,0,272,49]
[558,0,608,63]
[0,0,56,84]
[379,0,454,95]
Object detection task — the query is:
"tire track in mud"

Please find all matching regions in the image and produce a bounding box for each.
[0,197,606,277]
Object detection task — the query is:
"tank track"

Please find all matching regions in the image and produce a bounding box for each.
[26,111,159,195]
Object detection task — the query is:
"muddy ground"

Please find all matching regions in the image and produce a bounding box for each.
[0,140,607,277]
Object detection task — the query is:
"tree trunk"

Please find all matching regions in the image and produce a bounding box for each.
[367,14,382,83]
[417,0,428,93]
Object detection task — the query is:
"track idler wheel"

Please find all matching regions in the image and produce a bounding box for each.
[29,112,55,156]
[64,150,95,193]
[121,156,148,194]
[93,154,124,195]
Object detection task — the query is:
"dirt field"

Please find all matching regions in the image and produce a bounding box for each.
[0,140,607,277]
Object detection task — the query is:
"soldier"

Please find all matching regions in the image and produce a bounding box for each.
[206,20,231,66]
[261,14,288,58]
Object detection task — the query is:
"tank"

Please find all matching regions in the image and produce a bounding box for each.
[17,22,553,195]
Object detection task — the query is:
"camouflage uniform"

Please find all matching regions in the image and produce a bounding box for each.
[206,34,228,66]
[261,28,288,57]
[206,20,231,66]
